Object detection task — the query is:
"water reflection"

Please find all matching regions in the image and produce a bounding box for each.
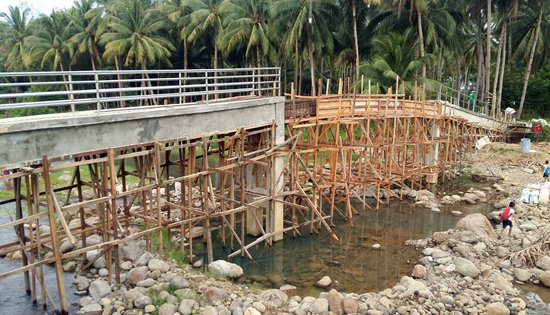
[215,200,492,296]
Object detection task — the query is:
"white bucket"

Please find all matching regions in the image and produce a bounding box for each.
[530,190,540,204]
[520,189,530,203]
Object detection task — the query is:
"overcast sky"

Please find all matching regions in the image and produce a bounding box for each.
[0,0,74,17]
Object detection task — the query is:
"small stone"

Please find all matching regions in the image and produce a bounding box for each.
[251,302,265,313]
[485,302,510,315]
[244,307,261,315]
[148,258,170,272]
[136,278,156,287]
[134,295,153,308]
[372,243,381,249]
[145,305,156,313]
[98,268,109,277]
[158,303,177,315]
[63,261,77,272]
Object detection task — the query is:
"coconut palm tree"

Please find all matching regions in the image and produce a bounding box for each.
[218,0,270,70]
[0,6,32,70]
[271,0,338,96]
[182,0,224,71]
[25,11,75,71]
[360,29,433,93]
[100,0,175,69]
[68,0,104,70]
[159,0,193,70]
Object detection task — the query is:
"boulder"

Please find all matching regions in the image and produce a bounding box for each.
[88,279,111,302]
[536,256,550,271]
[169,276,190,289]
[134,295,153,308]
[343,298,359,314]
[178,299,196,315]
[326,289,343,313]
[158,303,177,315]
[539,270,550,287]
[455,213,494,238]
[86,250,106,269]
[315,276,332,288]
[260,289,288,308]
[244,308,261,315]
[78,303,102,315]
[412,264,427,279]
[126,266,149,285]
[135,252,154,267]
[148,258,170,272]
[485,302,510,315]
[514,268,531,282]
[312,298,329,314]
[454,257,480,278]
[119,241,143,262]
[208,260,243,278]
[203,287,228,303]
[400,276,432,297]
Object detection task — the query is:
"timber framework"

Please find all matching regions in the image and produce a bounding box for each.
[0,79,507,314]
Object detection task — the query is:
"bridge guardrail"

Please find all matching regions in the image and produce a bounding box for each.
[0,68,281,116]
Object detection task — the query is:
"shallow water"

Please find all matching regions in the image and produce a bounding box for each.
[0,206,80,314]
[211,200,493,296]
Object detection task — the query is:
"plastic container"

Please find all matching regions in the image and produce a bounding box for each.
[520,189,530,203]
[529,190,539,204]
[520,138,531,153]
[540,183,550,203]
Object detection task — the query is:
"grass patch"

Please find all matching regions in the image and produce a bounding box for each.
[249,281,267,293]
[309,287,322,298]
[151,228,188,267]
[204,269,228,280]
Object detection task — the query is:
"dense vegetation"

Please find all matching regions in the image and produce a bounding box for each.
[0,0,548,119]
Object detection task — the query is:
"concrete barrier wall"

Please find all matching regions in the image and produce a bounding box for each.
[0,97,285,167]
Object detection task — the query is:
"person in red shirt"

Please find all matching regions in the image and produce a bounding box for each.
[534,124,542,141]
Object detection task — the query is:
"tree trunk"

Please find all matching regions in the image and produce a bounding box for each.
[115,57,125,108]
[497,23,507,113]
[294,37,299,94]
[518,6,544,118]
[213,37,218,99]
[183,39,188,70]
[491,24,504,117]
[306,24,316,96]
[484,0,492,114]
[474,6,483,110]
[417,11,426,79]
[463,65,470,109]
[352,0,360,81]
[455,61,461,106]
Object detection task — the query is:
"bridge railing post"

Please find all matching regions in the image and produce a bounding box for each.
[94,73,101,112]
[205,71,209,104]
[68,73,75,112]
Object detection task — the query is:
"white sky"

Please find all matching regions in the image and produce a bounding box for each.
[0,0,74,17]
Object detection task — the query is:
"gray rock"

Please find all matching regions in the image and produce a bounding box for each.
[135,252,154,267]
[86,250,106,269]
[63,261,77,272]
[514,268,531,282]
[312,298,329,314]
[538,270,550,286]
[454,257,480,278]
[260,289,288,308]
[488,272,515,294]
[136,278,156,288]
[98,268,108,277]
[80,296,94,307]
[148,258,170,272]
[126,266,149,285]
[169,276,189,289]
[60,239,75,253]
[343,298,359,314]
[412,265,427,279]
[134,295,153,308]
[520,223,537,231]
[485,302,510,315]
[88,279,111,302]
[178,299,196,315]
[536,256,550,271]
[158,303,177,315]
[326,290,343,313]
[85,235,102,246]
[496,246,509,258]
[208,260,243,278]
[78,302,102,315]
[203,287,228,303]
[119,241,143,262]
[400,276,432,297]
[244,308,261,315]
[203,306,217,315]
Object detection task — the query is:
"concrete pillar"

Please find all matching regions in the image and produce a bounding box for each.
[425,122,440,184]
[246,165,264,237]
[270,101,286,242]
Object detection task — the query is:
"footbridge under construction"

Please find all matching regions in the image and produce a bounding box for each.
[0,68,508,313]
